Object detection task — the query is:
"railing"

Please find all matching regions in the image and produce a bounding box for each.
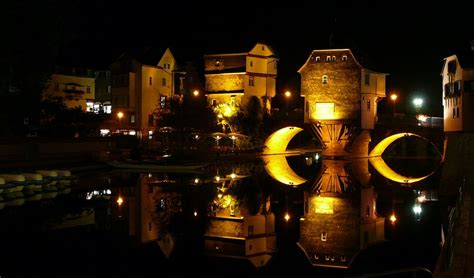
[347,267,432,277]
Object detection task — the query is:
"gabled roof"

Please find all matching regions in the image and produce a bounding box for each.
[115,47,167,66]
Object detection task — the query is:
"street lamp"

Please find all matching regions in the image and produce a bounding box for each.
[390,94,397,117]
[284,91,291,115]
[413,97,423,113]
[193,90,199,97]
[117,111,124,131]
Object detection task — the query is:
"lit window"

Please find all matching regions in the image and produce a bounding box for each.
[162,78,166,87]
[249,76,255,86]
[315,56,320,62]
[342,55,347,62]
[331,56,336,62]
[130,114,135,123]
[86,101,94,113]
[160,96,167,108]
[149,77,152,85]
[93,103,101,114]
[365,73,370,86]
[107,85,111,93]
[321,232,327,241]
[326,56,331,62]
[322,75,328,84]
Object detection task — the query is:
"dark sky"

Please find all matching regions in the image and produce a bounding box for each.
[20,0,474,116]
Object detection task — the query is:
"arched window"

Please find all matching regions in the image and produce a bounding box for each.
[322,75,328,84]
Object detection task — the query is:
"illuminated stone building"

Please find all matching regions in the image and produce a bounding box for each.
[442,43,474,132]
[298,49,386,156]
[204,194,276,268]
[204,42,278,113]
[298,159,385,268]
[110,48,185,136]
[44,71,96,112]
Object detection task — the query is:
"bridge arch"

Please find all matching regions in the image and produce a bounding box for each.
[262,126,307,186]
[369,132,442,184]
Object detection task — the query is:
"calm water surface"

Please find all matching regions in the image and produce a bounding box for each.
[0,155,441,277]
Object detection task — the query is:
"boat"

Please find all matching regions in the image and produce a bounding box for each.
[107,161,206,172]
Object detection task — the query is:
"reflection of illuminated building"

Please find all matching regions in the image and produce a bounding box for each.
[298,159,385,268]
[204,196,276,268]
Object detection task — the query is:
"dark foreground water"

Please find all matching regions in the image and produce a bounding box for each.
[0,155,441,277]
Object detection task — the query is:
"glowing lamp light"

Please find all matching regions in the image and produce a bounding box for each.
[285,91,291,98]
[193,211,197,217]
[413,98,423,108]
[284,213,290,222]
[413,204,422,214]
[194,178,199,184]
[390,214,397,224]
[390,94,398,101]
[230,173,236,179]
[215,176,220,182]
[217,193,223,199]
[193,90,199,96]
[116,196,124,206]
[314,103,335,120]
[416,114,428,123]
[117,112,124,119]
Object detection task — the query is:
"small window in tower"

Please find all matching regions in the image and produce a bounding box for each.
[249,75,255,86]
[367,100,371,111]
[326,56,331,62]
[162,78,166,87]
[457,107,460,118]
[453,108,455,119]
[365,73,370,86]
[321,232,327,242]
[149,77,153,85]
[342,55,348,62]
[331,56,336,62]
[250,61,253,67]
[315,56,320,62]
[322,75,328,84]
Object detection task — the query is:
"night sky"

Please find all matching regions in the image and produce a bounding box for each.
[8,0,474,116]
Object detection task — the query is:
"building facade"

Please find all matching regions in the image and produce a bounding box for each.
[442,48,474,132]
[44,72,96,112]
[298,49,386,156]
[109,48,181,136]
[204,42,278,113]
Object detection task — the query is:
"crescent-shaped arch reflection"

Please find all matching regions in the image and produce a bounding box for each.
[262,126,307,186]
[369,132,441,184]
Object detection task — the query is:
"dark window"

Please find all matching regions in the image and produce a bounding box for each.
[250,61,253,67]
[342,55,348,62]
[162,78,166,87]
[367,100,371,111]
[148,115,154,127]
[86,86,91,93]
[315,56,320,62]
[366,206,370,217]
[249,75,255,86]
[331,56,336,62]
[457,107,460,118]
[248,225,254,235]
[249,244,252,250]
[365,73,370,86]
[326,56,331,62]
[54,82,59,91]
[448,60,457,74]
[212,99,217,106]
[149,77,153,85]
[453,108,455,119]
[149,222,152,231]
[364,231,369,244]
[322,75,328,84]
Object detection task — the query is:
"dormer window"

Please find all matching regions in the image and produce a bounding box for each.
[250,61,253,67]
[331,56,336,62]
[262,45,265,50]
[315,56,320,62]
[342,55,348,62]
[326,56,331,62]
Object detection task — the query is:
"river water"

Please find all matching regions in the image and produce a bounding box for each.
[0,154,441,277]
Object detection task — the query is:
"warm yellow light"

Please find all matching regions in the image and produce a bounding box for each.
[284,213,290,221]
[314,102,335,120]
[215,176,220,182]
[369,133,418,157]
[390,214,397,224]
[285,91,291,98]
[230,173,236,179]
[194,178,199,184]
[193,90,199,96]
[390,94,398,101]
[262,154,307,186]
[117,112,124,119]
[217,193,223,199]
[313,197,334,214]
[369,157,432,184]
[263,126,303,155]
[116,196,124,206]
[217,114,223,118]
[194,211,197,217]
